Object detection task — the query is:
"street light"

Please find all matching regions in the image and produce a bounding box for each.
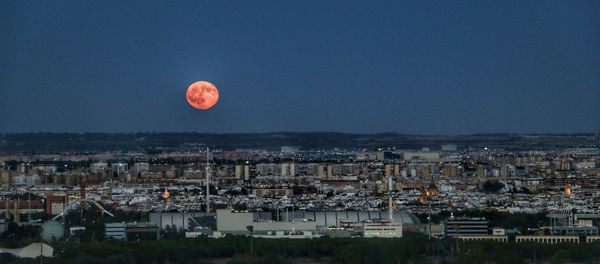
[39,226,43,264]
[427,201,432,240]
[420,190,433,240]
[246,225,254,255]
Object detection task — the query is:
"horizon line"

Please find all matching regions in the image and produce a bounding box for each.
[1,131,598,137]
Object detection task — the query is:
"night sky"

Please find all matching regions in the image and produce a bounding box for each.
[1,0,599,134]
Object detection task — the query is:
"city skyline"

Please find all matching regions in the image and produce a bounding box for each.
[1,0,599,134]
[2,1,600,262]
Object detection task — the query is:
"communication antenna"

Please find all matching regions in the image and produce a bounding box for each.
[28,191,31,222]
[206,147,210,214]
[388,176,393,222]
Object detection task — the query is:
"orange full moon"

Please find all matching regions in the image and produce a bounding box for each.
[186,81,219,110]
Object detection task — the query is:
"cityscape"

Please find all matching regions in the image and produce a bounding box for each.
[1,133,600,262]
[2,0,600,263]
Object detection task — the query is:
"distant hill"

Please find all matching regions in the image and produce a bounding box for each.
[0,132,596,153]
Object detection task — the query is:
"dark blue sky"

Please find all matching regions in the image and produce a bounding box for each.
[1,0,599,134]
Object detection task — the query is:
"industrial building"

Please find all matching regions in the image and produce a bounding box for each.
[105,222,160,241]
[546,211,600,235]
[444,216,489,236]
[458,235,508,242]
[362,220,402,238]
[216,209,317,235]
[515,235,579,244]
[150,210,421,233]
[213,208,415,238]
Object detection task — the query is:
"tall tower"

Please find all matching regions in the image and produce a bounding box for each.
[80,181,86,210]
[388,177,393,222]
[4,199,9,222]
[206,147,211,214]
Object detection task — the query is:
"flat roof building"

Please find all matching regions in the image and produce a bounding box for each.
[216,209,317,235]
[445,217,489,236]
[363,220,402,238]
[105,222,160,241]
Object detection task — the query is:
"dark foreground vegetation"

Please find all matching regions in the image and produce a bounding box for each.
[0,208,596,263]
[2,233,600,264]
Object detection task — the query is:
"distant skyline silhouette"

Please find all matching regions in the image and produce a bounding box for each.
[1,0,599,134]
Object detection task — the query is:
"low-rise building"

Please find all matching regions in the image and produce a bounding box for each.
[216,209,317,235]
[586,236,600,243]
[515,235,579,244]
[492,227,506,236]
[445,216,489,236]
[363,220,402,238]
[105,223,126,240]
[105,222,160,241]
[458,235,508,242]
[252,188,293,197]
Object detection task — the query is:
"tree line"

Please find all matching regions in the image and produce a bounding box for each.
[2,234,600,264]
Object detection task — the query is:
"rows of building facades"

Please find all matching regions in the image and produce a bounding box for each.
[1,146,599,214]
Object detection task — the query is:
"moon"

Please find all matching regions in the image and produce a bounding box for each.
[186,81,219,110]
